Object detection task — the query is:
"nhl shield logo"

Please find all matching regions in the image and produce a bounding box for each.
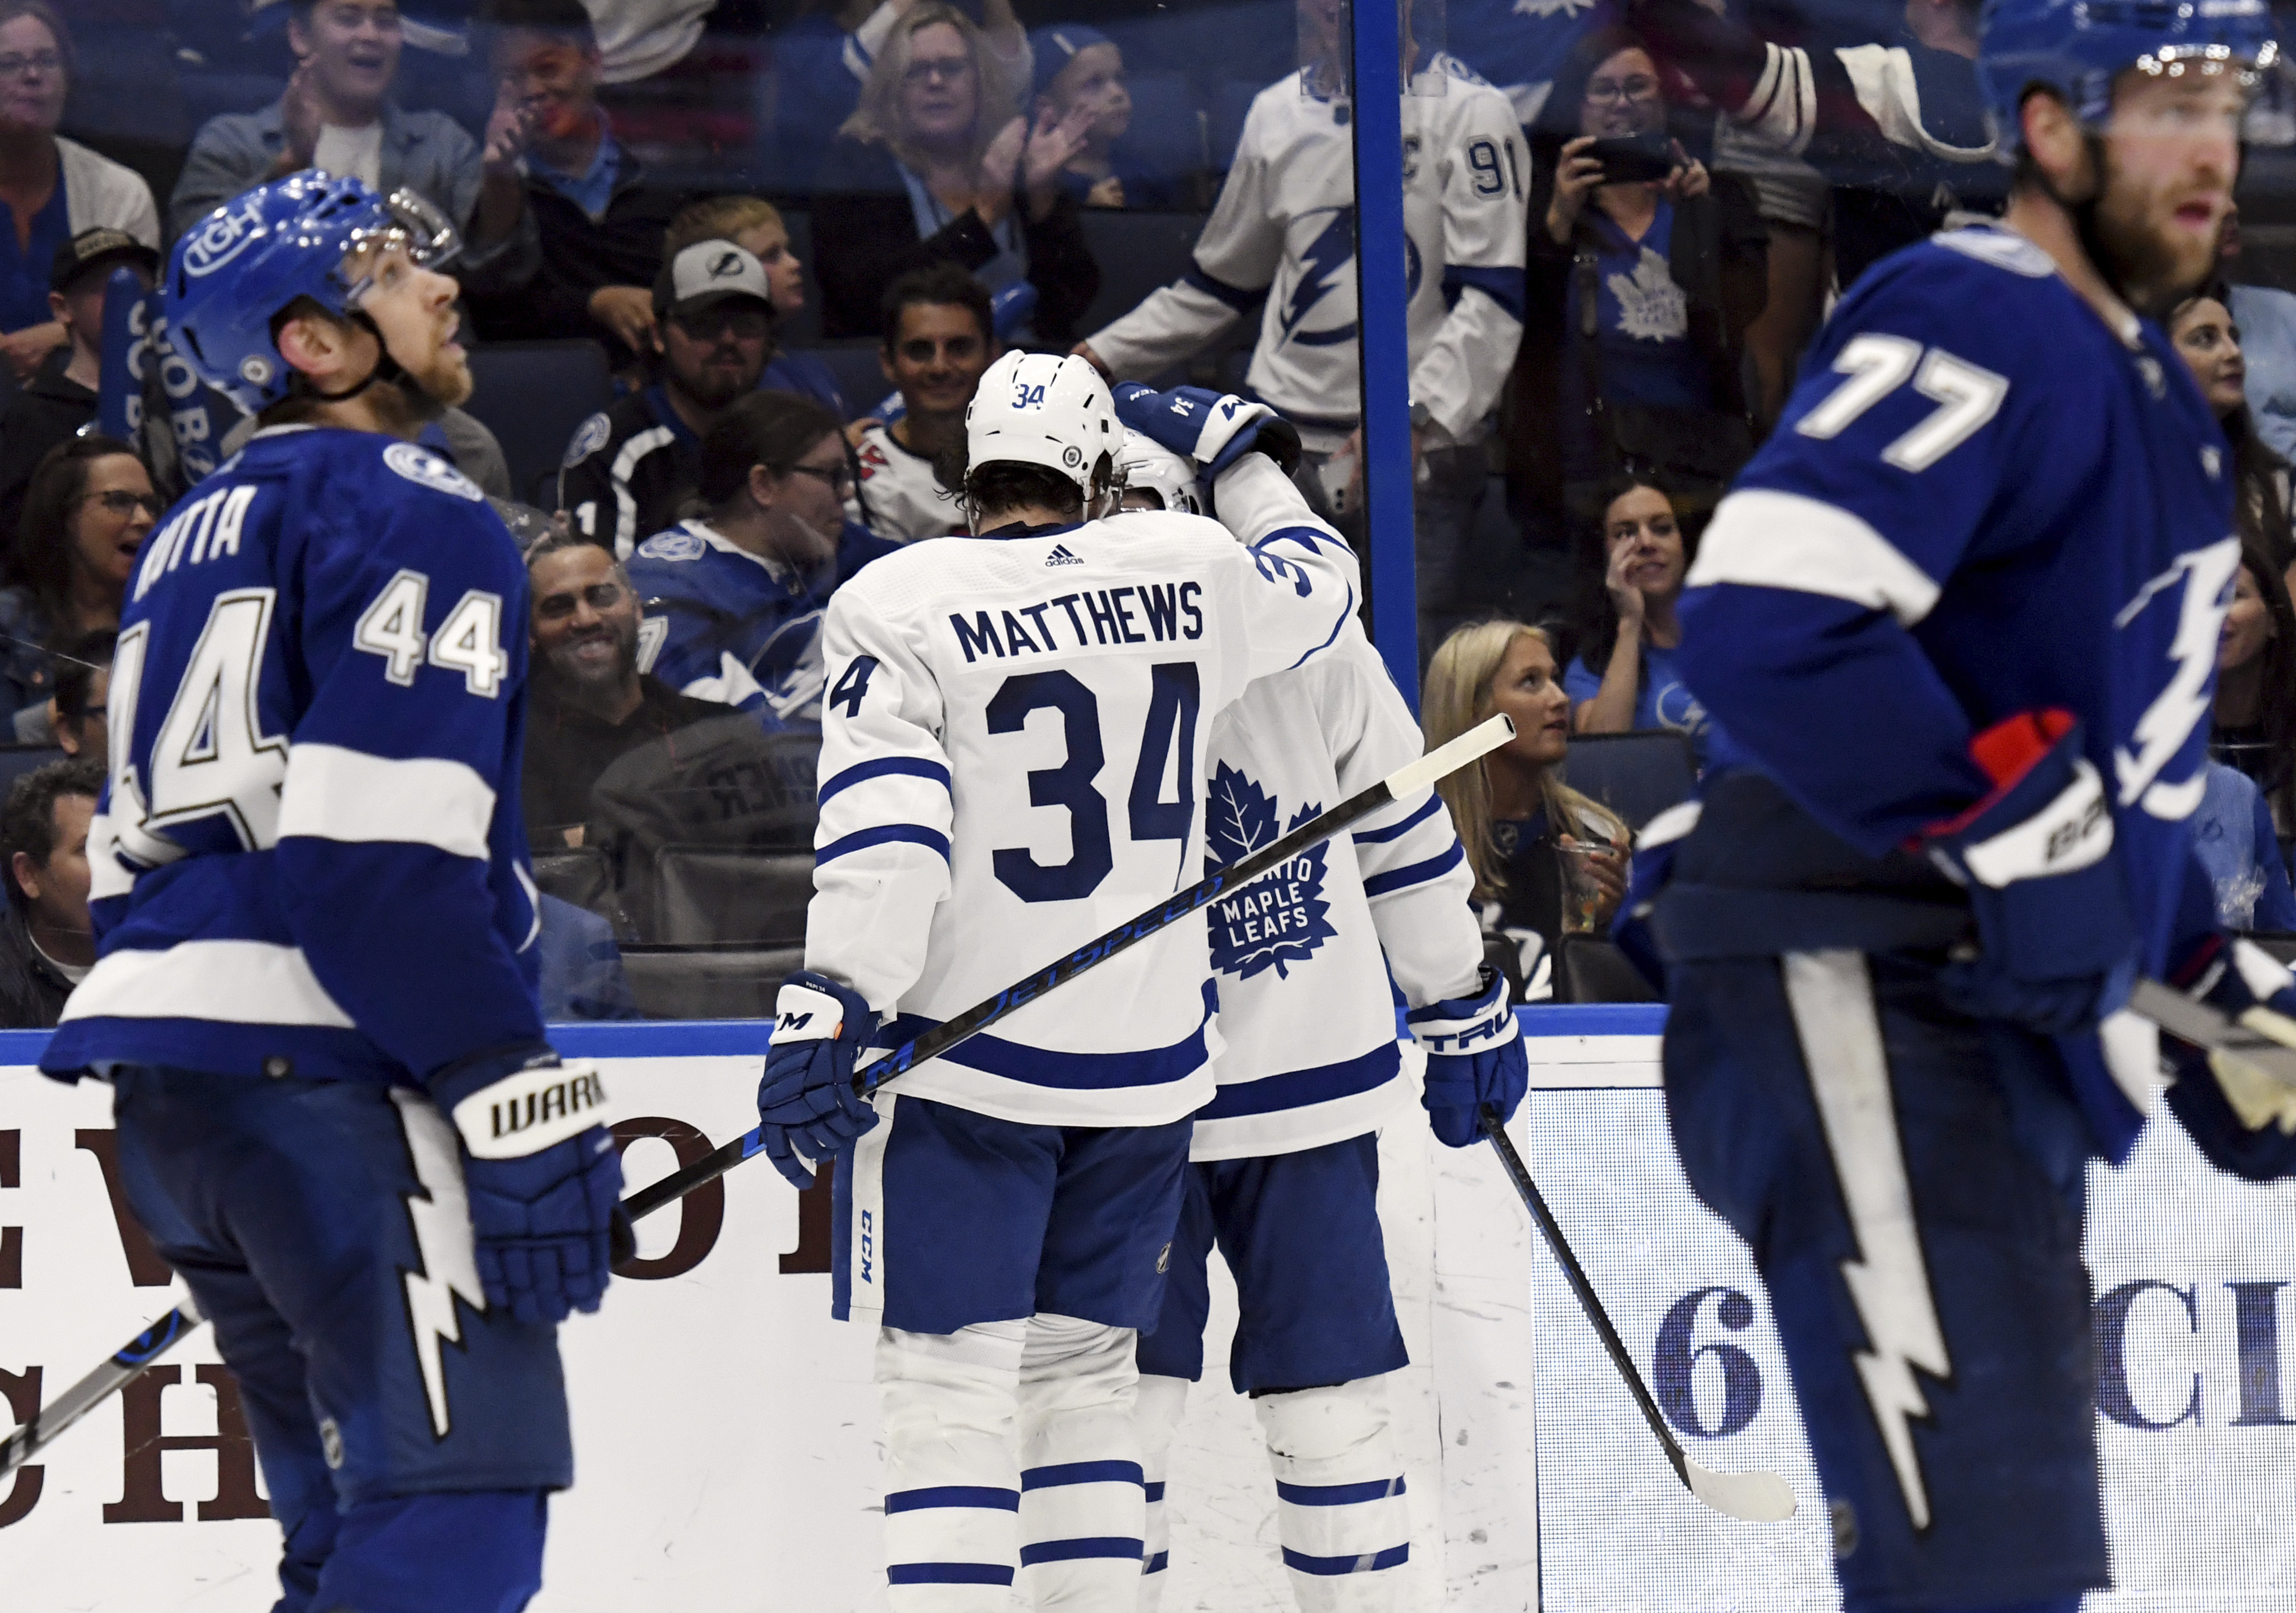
[1205,763,1335,981]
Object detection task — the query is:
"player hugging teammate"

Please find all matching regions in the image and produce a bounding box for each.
[1631,0,2296,1609]
[37,174,624,1612]
[751,353,1527,1611]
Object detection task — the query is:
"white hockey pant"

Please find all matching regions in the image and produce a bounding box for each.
[879,1314,1146,1612]
[1135,1373,1407,1613]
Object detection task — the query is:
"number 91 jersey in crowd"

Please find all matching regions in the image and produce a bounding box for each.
[41,427,547,1088]
[805,458,1361,1130]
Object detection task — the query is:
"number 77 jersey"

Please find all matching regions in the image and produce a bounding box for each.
[41,427,547,1088]
[806,457,1362,1127]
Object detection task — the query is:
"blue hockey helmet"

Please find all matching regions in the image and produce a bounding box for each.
[163,171,461,415]
[1979,0,2279,153]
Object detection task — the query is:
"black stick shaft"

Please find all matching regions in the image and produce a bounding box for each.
[1478,1106,1692,1486]
[623,774,1401,1222]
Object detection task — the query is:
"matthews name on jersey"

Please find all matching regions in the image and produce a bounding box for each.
[1674,225,2235,1148]
[853,419,965,540]
[43,428,543,1083]
[1195,624,1481,1159]
[808,454,1358,1132]
[1086,54,1527,451]
[628,515,901,725]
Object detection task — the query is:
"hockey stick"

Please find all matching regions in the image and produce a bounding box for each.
[1,713,1518,1479]
[1479,1107,1798,1524]
[2127,976,2296,1083]
[621,710,1518,1217]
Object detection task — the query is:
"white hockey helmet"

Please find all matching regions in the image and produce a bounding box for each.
[965,350,1121,504]
[1115,430,1202,516]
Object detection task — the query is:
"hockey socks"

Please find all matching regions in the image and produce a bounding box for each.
[879,1315,1147,1611]
[1136,1374,1408,1613]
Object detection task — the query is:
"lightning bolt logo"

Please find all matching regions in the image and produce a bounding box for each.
[1280,207,1358,346]
[2112,535,2239,821]
[390,1089,488,1440]
[1782,951,1952,1530]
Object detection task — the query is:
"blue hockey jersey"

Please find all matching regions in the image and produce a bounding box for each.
[627,517,903,728]
[42,427,544,1086]
[1676,227,2235,1148]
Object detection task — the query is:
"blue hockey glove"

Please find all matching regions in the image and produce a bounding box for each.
[1919,710,2137,1037]
[430,1047,623,1327]
[2155,935,2296,1180]
[757,971,881,1189]
[1112,382,1302,479]
[1409,963,1528,1148]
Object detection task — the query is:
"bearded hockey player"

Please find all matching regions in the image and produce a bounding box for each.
[1639,0,2296,1608]
[38,174,622,1613]
[752,353,1363,1611]
[1112,426,1526,1613]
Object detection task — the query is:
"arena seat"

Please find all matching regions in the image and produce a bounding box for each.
[1552,933,1660,1005]
[653,846,815,947]
[795,341,896,421]
[619,944,802,1019]
[1210,79,1263,172]
[1560,730,1697,832]
[1075,209,1214,348]
[463,340,616,507]
[530,846,615,919]
[0,746,64,795]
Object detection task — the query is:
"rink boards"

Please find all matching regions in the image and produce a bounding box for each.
[4,1006,2296,1611]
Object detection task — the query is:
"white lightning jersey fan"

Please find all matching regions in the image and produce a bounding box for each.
[852,420,965,541]
[806,456,1361,1127]
[1195,623,1484,1160]
[1088,56,1528,452]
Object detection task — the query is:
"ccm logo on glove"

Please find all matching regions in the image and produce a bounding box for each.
[773,982,851,1043]
[452,1060,615,1159]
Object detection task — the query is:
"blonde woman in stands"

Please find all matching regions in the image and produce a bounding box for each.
[0,0,159,380]
[1425,618,1630,1001]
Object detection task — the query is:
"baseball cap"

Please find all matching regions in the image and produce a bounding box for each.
[653,240,775,321]
[1029,24,1113,103]
[51,228,159,295]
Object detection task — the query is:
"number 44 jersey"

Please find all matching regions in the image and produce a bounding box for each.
[42,427,546,1088]
[808,455,1361,1128]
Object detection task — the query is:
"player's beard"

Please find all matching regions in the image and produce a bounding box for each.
[365,340,472,434]
[2086,141,2219,317]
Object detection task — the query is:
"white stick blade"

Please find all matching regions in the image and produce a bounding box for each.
[1384,713,1515,800]
[1685,1460,1798,1522]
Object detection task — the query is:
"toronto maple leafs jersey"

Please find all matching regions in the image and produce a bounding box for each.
[627,517,902,727]
[1676,227,2235,1150]
[1086,56,1528,453]
[41,428,544,1086]
[1195,622,1482,1160]
[851,420,964,541]
[808,454,1360,1128]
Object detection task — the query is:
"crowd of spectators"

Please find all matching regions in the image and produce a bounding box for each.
[9,0,2296,1020]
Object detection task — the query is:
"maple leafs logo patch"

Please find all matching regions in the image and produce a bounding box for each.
[1205,762,1336,981]
[1609,248,1688,342]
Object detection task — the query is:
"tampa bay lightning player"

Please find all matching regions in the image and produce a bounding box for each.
[40,174,622,1613]
[1642,0,2296,1607]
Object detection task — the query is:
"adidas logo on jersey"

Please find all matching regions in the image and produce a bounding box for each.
[1045,544,1084,567]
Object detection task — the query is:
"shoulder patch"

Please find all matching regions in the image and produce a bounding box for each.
[564,412,612,469]
[1931,228,2055,278]
[636,529,708,563]
[382,441,483,501]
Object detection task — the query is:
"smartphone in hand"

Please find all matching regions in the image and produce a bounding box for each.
[1587,133,1677,184]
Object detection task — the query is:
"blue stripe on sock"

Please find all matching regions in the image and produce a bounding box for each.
[1274,1476,1405,1506]
[1144,1551,1170,1574]
[887,1562,1017,1585]
[1281,1544,1410,1576]
[885,1485,1020,1514]
[1019,1536,1146,1565]
[1144,1480,1166,1503]
[1021,1460,1145,1490]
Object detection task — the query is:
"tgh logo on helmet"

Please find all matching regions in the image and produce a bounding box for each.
[183,199,270,279]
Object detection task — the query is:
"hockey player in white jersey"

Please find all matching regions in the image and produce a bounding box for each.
[753,353,1362,1610]
[1075,0,1527,651]
[1111,428,1526,1611]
